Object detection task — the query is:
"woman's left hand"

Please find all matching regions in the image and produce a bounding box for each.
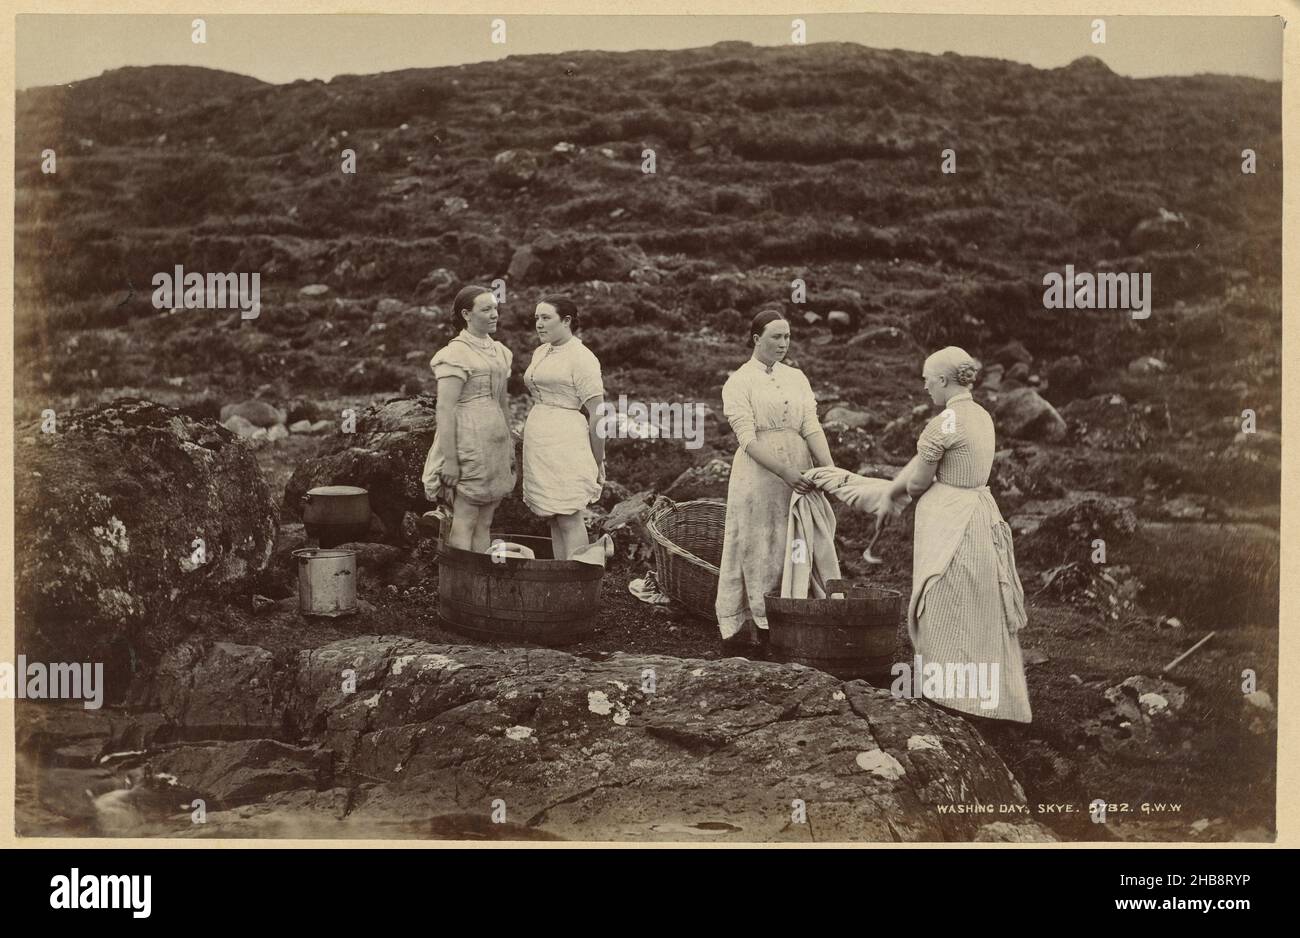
[596,459,607,486]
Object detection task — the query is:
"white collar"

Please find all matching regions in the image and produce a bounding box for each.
[458,330,495,350]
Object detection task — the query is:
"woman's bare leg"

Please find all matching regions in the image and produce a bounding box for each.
[448,494,481,551]
[553,512,588,560]
[547,517,566,560]
[472,499,500,553]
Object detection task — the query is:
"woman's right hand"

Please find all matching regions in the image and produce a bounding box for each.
[439,459,460,494]
[782,467,815,494]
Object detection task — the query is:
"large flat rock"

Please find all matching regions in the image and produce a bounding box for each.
[235,637,1054,841]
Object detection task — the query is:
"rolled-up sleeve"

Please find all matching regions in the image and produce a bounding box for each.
[722,373,757,449]
[799,376,823,439]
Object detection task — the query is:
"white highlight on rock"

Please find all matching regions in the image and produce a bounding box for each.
[907,734,942,751]
[856,749,905,779]
[587,690,630,725]
[588,690,613,715]
[1138,692,1169,715]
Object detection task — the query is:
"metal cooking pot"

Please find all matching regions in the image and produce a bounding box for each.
[302,485,371,547]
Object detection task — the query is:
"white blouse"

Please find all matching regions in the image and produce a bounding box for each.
[721,357,822,449]
[523,337,604,410]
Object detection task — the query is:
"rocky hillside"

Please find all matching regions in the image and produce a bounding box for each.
[14,44,1281,386]
[13,39,1283,598]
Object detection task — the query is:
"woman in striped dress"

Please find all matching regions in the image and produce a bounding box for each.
[885,346,1032,723]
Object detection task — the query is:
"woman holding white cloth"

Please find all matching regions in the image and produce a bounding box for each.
[714,310,837,653]
[884,346,1032,723]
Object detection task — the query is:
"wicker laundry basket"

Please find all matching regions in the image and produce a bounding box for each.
[644,496,727,620]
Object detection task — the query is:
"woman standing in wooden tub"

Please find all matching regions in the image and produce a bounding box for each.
[422,285,517,552]
[715,309,836,654]
[884,346,1032,723]
[522,295,606,560]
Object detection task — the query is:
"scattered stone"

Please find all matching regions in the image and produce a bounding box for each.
[1023,648,1050,666]
[1043,355,1088,399]
[847,325,907,347]
[824,406,872,429]
[299,284,331,297]
[1127,355,1168,375]
[826,310,853,329]
[289,419,314,434]
[490,149,539,187]
[1158,497,1207,521]
[335,541,409,579]
[600,492,656,540]
[663,458,731,501]
[1081,675,1188,752]
[252,594,276,614]
[1128,207,1192,252]
[418,268,457,297]
[266,424,289,443]
[979,363,1004,390]
[993,340,1033,367]
[508,244,538,282]
[1059,394,1152,450]
[802,311,822,325]
[376,298,406,316]
[222,414,259,438]
[994,388,1068,442]
[220,400,287,428]
[287,399,322,423]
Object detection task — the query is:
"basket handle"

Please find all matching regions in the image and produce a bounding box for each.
[647,494,675,522]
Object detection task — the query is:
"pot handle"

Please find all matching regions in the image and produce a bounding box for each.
[301,493,311,507]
